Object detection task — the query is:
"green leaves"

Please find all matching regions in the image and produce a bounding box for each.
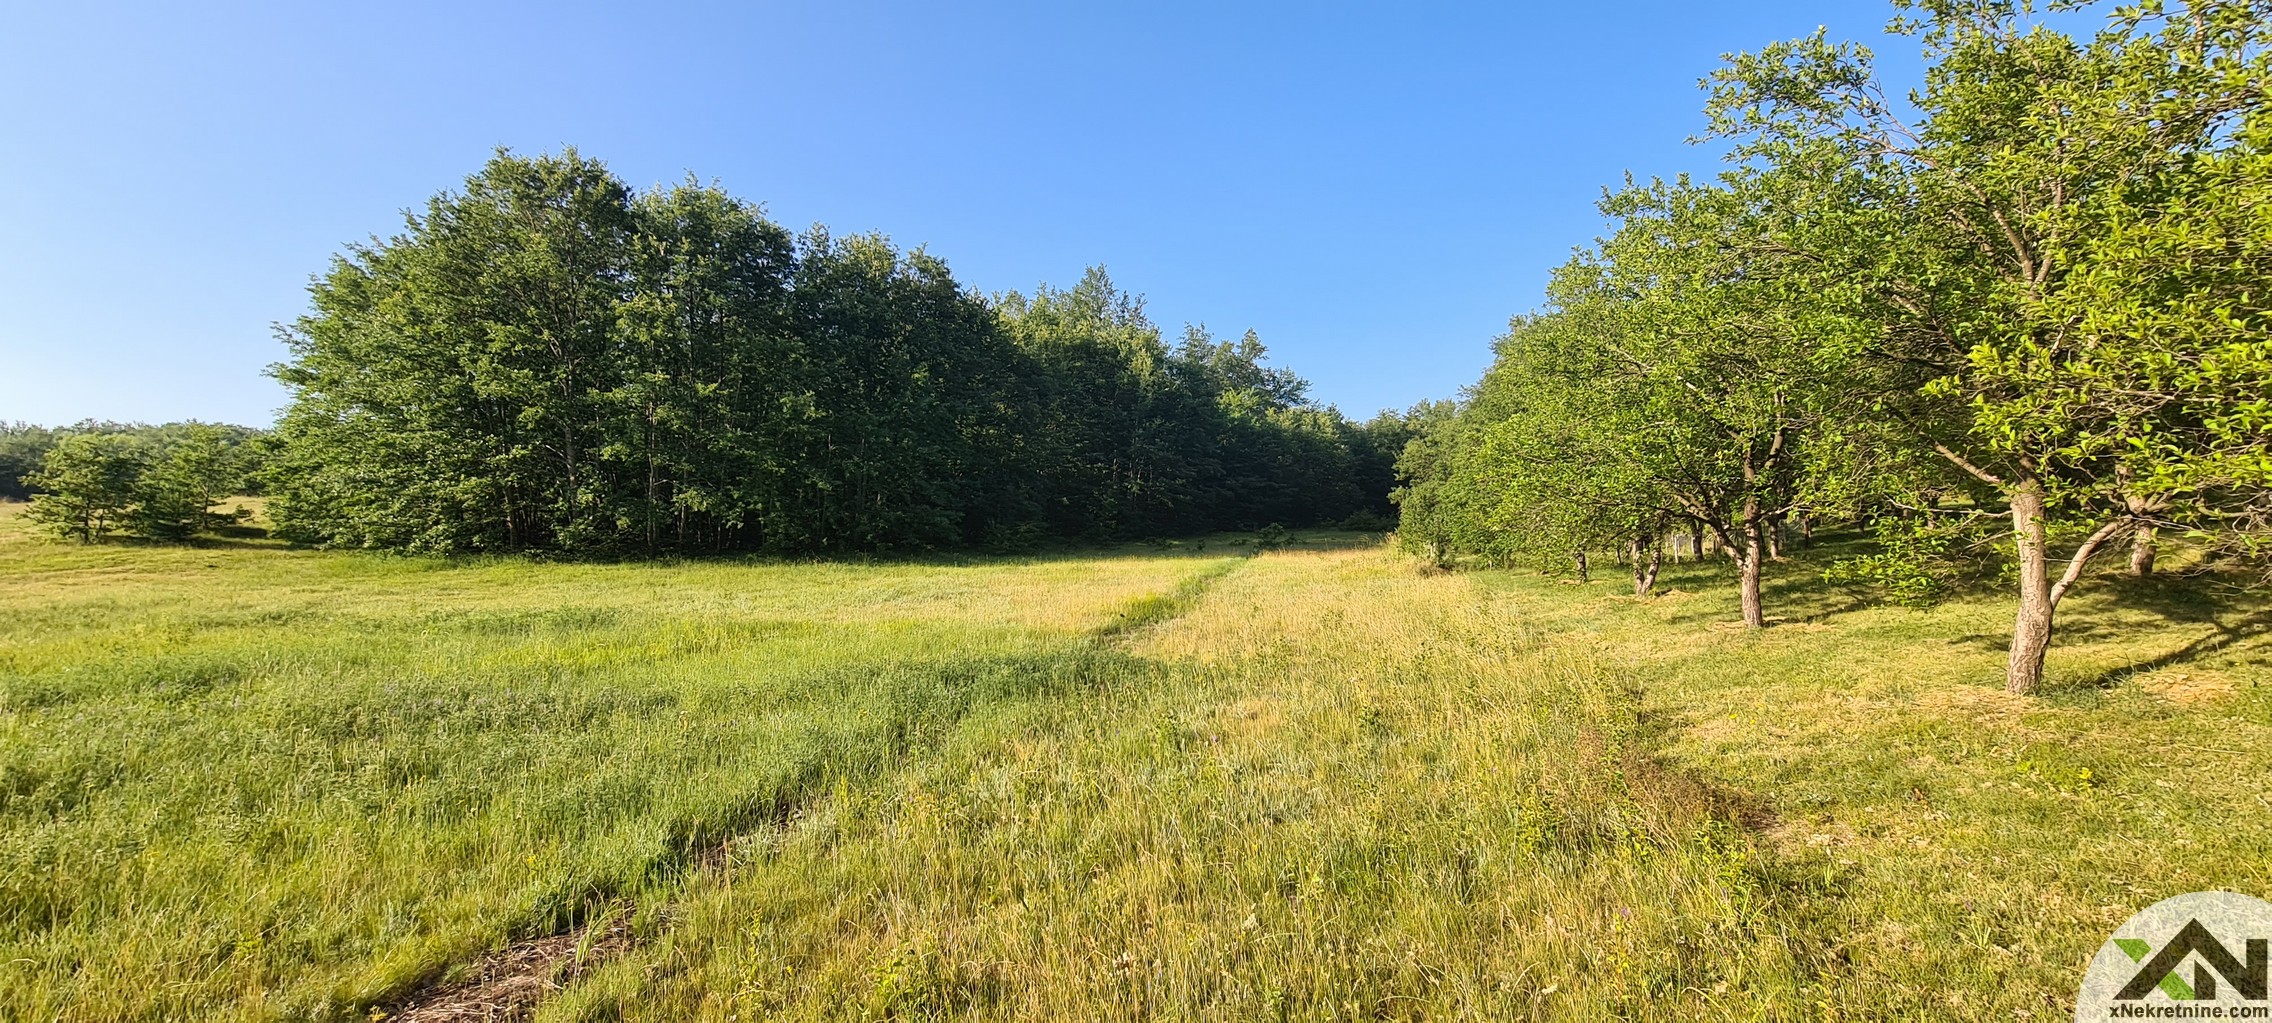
[266,153,1387,556]
[1412,0,2272,680]
[22,425,251,544]
[26,434,148,543]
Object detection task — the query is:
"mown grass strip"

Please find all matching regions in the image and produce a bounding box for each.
[1093,556,1247,639]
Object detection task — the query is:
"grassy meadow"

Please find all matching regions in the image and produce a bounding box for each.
[1,501,2267,1020]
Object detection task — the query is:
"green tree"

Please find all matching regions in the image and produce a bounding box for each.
[1391,399,1499,569]
[25,434,149,542]
[997,269,1188,538]
[273,149,643,552]
[130,425,244,541]
[1459,342,1676,594]
[1461,178,1848,624]
[606,180,803,552]
[0,423,63,501]
[1706,0,2272,690]
[269,153,1390,555]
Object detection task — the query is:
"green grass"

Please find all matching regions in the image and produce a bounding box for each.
[1,504,2267,1020]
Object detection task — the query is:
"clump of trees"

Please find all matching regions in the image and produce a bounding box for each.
[261,149,1404,556]
[1395,0,2272,694]
[20,425,258,542]
[2,421,266,503]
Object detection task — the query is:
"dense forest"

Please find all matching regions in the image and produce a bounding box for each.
[256,152,1406,554]
[10,159,1407,553]
[1394,0,2272,693]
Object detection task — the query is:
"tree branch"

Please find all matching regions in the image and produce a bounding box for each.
[1930,441,2007,488]
[2049,516,2134,608]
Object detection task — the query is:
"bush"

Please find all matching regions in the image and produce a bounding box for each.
[1336,509,1396,532]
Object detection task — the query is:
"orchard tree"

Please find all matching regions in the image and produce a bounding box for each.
[1527,177,1852,626]
[1469,407,1672,595]
[1706,0,2272,691]
[2046,111,2272,575]
[1388,400,1472,568]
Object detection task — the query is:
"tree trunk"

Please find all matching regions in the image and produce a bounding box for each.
[1766,515,1787,561]
[644,410,660,554]
[2118,476,2160,578]
[1633,539,1662,597]
[1739,499,1766,628]
[2007,481,2054,695]
[2129,525,2157,576]
[1573,551,1590,584]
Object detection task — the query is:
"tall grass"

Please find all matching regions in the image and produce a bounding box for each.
[2,504,2266,1020]
[562,548,2271,1021]
[0,505,1235,1020]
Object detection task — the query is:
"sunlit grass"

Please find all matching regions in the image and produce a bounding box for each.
[1,502,2265,1021]
[570,547,2271,1022]
[0,503,1237,1020]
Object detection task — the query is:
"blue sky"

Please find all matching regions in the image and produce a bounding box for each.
[0,1,1931,427]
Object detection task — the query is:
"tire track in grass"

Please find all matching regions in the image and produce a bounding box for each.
[379,557,1245,1022]
[1092,556,1248,640]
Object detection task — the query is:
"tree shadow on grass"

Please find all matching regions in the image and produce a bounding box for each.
[1762,571,1877,623]
[181,537,286,552]
[2047,604,2272,695]
[1646,548,1879,627]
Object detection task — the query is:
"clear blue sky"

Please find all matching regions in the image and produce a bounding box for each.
[0,1,1929,427]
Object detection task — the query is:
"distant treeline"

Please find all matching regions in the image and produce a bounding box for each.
[1,421,267,502]
[2,422,268,542]
[261,151,1408,555]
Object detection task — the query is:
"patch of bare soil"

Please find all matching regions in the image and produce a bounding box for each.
[381,820,789,1021]
[383,913,632,1023]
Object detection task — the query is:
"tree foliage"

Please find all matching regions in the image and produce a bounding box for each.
[265,150,1395,555]
[1398,0,2272,693]
[22,425,254,542]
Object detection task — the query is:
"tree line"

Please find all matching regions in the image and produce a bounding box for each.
[34,151,1397,555]
[4,423,266,542]
[1,422,266,502]
[1394,0,2272,694]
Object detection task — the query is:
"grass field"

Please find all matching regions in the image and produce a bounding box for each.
[1,502,2268,1021]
